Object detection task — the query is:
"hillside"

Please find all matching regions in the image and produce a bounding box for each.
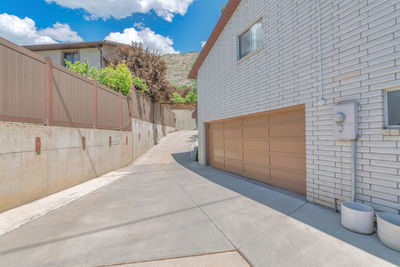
[163,52,199,89]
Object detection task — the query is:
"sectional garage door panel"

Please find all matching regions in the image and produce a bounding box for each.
[208,122,224,169]
[243,114,269,183]
[206,105,306,194]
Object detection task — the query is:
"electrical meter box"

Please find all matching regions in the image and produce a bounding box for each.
[333,102,358,140]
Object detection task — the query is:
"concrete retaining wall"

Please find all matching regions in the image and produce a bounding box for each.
[0,118,176,213]
[0,122,133,212]
[131,118,175,160]
[172,109,197,130]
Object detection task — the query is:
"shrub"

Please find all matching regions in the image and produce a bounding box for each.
[65,59,99,80]
[184,91,197,103]
[170,91,197,103]
[65,60,133,96]
[170,92,186,103]
[132,77,148,92]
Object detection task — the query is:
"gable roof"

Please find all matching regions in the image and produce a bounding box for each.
[188,0,242,79]
[23,40,126,51]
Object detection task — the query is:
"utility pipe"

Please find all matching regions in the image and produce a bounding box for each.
[96,45,103,68]
[351,140,357,202]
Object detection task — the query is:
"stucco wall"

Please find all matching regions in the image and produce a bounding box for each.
[197,0,400,213]
[34,45,118,68]
[36,50,62,64]
[0,122,133,212]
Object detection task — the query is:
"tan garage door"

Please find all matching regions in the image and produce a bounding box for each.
[207,105,306,194]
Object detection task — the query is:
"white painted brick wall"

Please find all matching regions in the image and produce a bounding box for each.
[197,0,400,213]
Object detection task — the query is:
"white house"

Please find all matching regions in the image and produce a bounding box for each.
[189,0,400,213]
[24,40,123,69]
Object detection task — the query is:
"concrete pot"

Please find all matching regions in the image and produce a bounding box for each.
[377,212,400,252]
[341,202,374,234]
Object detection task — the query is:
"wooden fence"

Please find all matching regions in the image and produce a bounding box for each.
[0,37,176,130]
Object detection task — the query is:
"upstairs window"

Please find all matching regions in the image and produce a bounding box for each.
[64,51,79,65]
[239,19,263,60]
[385,89,400,128]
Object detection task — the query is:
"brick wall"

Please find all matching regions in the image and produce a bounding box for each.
[197,0,400,213]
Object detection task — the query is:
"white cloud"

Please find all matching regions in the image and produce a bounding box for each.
[38,22,83,43]
[133,22,145,30]
[201,41,207,48]
[105,27,179,55]
[0,13,82,45]
[45,0,194,22]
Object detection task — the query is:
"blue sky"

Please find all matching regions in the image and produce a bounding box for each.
[0,0,226,53]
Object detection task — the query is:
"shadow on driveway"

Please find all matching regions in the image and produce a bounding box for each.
[171,144,400,266]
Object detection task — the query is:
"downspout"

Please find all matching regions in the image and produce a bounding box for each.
[96,44,103,68]
[317,0,326,105]
[351,140,357,202]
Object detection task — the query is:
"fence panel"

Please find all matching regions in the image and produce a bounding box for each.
[0,38,46,123]
[122,95,131,131]
[0,37,180,131]
[52,65,94,128]
[97,84,121,130]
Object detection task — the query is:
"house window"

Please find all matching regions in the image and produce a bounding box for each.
[63,51,79,65]
[385,89,400,128]
[239,19,263,60]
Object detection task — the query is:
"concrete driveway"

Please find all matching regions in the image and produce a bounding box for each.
[0,130,399,266]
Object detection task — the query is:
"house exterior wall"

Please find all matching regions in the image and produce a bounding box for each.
[35,50,62,64]
[34,45,118,68]
[197,0,400,213]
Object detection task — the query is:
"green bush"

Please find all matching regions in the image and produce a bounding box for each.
[65,60,133,96]
[184,91,197,103]
[132,77,148,92]
[170,92,186,103]
[65,59,99,80]
[170,91,197,103]
[98,64,133,96]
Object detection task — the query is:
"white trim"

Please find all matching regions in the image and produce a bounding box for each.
[237,15,263,37]
[62,50,80,66]
[237,17,263,61]
[384,87,400,129]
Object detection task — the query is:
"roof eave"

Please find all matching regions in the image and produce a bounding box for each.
[188,0,242,80]
[23,41,124,51]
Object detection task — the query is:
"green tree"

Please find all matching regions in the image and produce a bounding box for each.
[105,43,173,101]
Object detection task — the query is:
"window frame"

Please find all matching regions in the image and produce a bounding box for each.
[384,87,400,129]
[237,17,263,61]
[63,50,80,66]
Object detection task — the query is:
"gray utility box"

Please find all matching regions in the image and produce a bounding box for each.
[333,102,358,140]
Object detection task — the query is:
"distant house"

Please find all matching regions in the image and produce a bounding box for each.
[24,40,125,69]
[189,0,400,212]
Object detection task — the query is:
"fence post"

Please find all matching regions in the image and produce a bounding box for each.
[93,81,98,129]
[119,92,123,131]
[129,90,133,118]
[45,57,53,126]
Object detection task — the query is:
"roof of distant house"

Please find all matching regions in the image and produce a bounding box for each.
[188,0,241,79]
[24,40,126,51]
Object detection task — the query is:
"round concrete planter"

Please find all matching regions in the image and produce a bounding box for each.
[341,202,374,234]
[377,212,400,252]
